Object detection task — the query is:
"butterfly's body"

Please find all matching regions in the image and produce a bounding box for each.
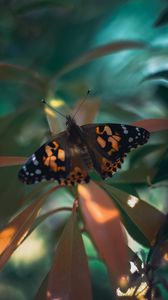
[18,116,150,185]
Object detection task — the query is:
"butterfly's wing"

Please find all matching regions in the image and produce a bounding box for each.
[81,123,150,179]
[18,131,90,185]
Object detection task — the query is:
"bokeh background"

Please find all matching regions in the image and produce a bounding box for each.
[0,0,168,299]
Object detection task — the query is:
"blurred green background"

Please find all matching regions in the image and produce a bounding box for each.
[0,0,168,299]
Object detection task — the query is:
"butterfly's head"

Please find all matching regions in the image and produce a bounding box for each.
[66,115,76,128]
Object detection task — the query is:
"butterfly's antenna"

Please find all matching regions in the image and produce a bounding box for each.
[41,99,66,119]
[73,89,91,119]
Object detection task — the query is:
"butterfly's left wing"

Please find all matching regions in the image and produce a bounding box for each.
[18,130,90,186]
[81,123,150,179]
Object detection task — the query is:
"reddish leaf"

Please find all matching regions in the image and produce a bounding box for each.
[47,212,92,300]
[51,40,145,82]
[0,186,59,270]
[0,156,27,167]
[0,63,47,92]
[78,181,128,280]
[132,119,168,133]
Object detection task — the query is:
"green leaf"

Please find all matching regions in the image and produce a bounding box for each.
[129,144,166,168]
[34,274,49,300]
[154,7,168,27]
[103,184,165,247]
[142,70,168,84]
[152,148,168,183]
[110,166,155,185]
[90,260,116,300]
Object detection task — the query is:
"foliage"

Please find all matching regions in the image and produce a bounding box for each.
[0,0,168,299]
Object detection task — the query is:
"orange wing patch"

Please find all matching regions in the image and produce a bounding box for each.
[96,125,121,154]
[97,136,106,148]
[43,142,65,173]
[58,149,65,161]
[107,134,121,155]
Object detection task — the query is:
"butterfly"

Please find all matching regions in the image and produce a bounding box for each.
[18,115,150,186]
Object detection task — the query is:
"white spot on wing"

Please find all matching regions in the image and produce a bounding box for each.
[128,137,133,143]
[32,154,35,160]
[35,169,42,175]
[124,130,128,134]
[34,160,39,166]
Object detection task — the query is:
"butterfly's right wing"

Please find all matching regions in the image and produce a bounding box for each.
[81,123,150,179]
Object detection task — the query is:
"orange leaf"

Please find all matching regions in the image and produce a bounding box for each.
[0,186,59,271]
[0,156,27,167]
[47,212,92,300]
[132,119,168,132]
[78,181,128,280]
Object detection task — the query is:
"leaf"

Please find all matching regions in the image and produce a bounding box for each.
[34,274,49,300]
[90,259,116,300]
[154,7,168,27]
[13,0,75,14]
[78,181,128,280]
[73,98,100,126]
[142,70,168,84]
[0,63,47,92]
[104,184,165,246]
[129,144,166,167]
[0,156,27,167]
[152,148,168,183]
[44,96,99,134]
[47,211,92,300]
[44,98,70,134]
[0,186,59,271]
[32,206,72,233]
[50,40,146,82]
[110,166,155,185]
[132,118,168,133]
[0,108,47,221]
